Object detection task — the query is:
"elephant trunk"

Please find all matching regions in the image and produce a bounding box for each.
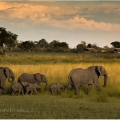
[103,70,108,87]
[103,75,108,87]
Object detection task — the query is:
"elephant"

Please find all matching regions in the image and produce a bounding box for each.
[18,73,48,90]
[49,83,64,95]
[67,66,109,95]
[25,83,41,95]
[10,82,28,95]
[0,67,15,91]
[0,88,6,95]
[0,88,3,95]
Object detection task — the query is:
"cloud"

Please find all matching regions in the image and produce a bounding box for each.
[0,2,120,31]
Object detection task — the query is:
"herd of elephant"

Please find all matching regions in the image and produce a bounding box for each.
[0,66,109,95]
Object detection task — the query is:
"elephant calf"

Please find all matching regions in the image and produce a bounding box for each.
[10,82,27,95]
[25,83,41,95]
[49,83,64,95]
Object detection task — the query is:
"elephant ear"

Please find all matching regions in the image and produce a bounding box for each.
[4,67,10,79]
[96,66,102,78]
[34,73,42,83]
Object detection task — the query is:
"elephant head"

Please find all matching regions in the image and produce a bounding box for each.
[34,73,48,89]
[34,83,41,90]
[4,67,15,83]
[57,83,64,91]
[96,66,108,87]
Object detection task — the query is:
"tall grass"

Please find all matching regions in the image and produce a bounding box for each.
[3,62,120,97]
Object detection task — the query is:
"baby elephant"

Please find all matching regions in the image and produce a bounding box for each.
[49,83,64,95]
[25,83,41,95]
[10,82,27,95]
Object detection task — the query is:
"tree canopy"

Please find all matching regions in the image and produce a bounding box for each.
[111,41,120,48]
[18,41,35,50]
[0,27,18,47]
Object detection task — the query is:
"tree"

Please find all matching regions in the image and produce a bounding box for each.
[60,42,69,48]
[87,43,92,48]
[49,40,69,52]
[49,40,60,48]
[0,27,18,47]
[18,41,35,51]
[76,41,86,52]
[76,44,86,52]
[111,41,120,48]
[91,43,99,49]
[37,39,49,49]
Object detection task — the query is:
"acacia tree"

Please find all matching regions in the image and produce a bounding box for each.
[0,27,18,47]
[111,41,120,48]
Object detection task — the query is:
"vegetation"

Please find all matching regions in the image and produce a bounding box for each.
[0,95,120,119]
[0,52,119,118]
[0,52,120,65]
[0,27,119,53]
[0,27,18,47]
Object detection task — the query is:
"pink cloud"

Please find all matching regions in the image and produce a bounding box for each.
[0,2,120,31]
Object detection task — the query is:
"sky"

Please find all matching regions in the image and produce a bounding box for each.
[0,1,120,48]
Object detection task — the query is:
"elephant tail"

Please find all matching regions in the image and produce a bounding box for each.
[68,74,74,89]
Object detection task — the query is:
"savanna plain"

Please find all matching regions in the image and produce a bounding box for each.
[0,52,120,119]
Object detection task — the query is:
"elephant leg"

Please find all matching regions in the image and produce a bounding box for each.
[1,80,6,91]
[88,84,92,94]
[51,89,54,95]
[34,88,38,95]
[12,90,16,95]
[57,88,60,92]
[25,88,29,95]
[21,89,24,95]
[94,81,101,91]
[30,90,33,95]
[18,89,21,95]
[75,86,79,95]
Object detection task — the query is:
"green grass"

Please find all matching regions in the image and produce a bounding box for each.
[0,51,120,65]
[0,94,120,119]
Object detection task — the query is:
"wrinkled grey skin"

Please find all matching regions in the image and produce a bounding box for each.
[0,67,15,91]
[18,73,48,90]
[49,83,64,95]
[10,82,27,95]
[10,82,23,95]
[67,66,108,95]
[25,83,41,95]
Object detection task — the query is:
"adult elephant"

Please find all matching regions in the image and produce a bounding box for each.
[18,73,48,90]
[0,67,15,91]
[67,66,109,95]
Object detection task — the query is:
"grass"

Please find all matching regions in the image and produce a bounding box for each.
[0,51,120,64]
[0,95,120,119]
[0,52,120,118]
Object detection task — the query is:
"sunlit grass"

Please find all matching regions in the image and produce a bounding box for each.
[2,62,120,97]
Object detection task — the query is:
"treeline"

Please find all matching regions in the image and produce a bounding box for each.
[0,27,120,53]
